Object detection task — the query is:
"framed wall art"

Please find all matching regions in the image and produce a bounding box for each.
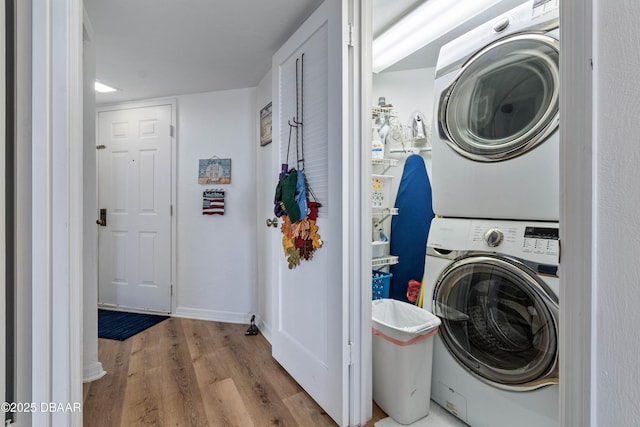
[198,157,231,184]
[260,102,272,146]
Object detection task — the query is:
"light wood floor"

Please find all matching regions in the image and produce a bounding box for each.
[83,317,386,426]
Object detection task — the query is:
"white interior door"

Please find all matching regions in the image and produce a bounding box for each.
[271,1,349,425]
[97,104,173,313]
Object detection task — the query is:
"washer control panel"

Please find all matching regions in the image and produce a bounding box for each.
[524,226,559,256]
[469,222,559,258]
[429,218,560,264]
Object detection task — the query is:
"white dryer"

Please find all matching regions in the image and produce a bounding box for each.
[423,217,559,427]
[432,0,560,221]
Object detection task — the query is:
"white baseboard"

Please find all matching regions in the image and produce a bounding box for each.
[82,362,106,383]
[173,306,253,325]
[255,314,272,344]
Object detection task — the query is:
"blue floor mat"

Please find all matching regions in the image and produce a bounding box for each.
[98,309,169,341]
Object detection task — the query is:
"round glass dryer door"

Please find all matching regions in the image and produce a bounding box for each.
[439,33,559,161]
[432,255,558,391]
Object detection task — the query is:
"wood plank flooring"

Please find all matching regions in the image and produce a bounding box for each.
[83,317,385,427]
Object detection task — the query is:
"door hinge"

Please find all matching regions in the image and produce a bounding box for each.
[171,284,173,296]
[170,204,173,216]
[170,124,175,137]
[347,341,353,366]
[348,22,355,47]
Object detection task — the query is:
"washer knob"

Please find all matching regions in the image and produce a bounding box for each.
[483,228,504,247]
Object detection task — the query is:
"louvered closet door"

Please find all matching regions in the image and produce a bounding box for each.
[271,1,349,425]
[97,104,172,313]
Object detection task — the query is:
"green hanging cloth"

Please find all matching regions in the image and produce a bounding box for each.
[275,169,301,222]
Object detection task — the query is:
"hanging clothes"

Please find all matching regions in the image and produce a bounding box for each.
[274,169,301,222]
[295,169,309,219]
[274,53,322,269]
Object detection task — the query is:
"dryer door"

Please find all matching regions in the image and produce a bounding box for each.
[438,32,559,162]
[432,254,558,391]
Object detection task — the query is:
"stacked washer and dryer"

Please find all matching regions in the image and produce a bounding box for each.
[423,1,560,426]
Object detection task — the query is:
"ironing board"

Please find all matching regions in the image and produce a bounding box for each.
[389,154,434,302]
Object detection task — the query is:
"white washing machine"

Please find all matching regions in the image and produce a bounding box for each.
[431,0,560,221]
[423,217,559,427]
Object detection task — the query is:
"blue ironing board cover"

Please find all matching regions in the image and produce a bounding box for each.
[389,154,434,302]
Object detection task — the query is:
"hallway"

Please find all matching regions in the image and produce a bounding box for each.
[82,317,385,426]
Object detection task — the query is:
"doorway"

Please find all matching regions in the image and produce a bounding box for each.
[96,102,176,313]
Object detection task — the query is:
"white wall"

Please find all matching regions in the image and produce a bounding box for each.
[174,87,258,323]
[372,68,436,135]
[593,1,640,424]
[255,71,274,340]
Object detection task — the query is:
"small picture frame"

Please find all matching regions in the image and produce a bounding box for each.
[198,158,231,184]
[260,102,272,146]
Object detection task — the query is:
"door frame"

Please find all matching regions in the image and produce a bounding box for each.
[351,0,374,425]
[1,0,6,411]
[558,0,593,425]
[96,99,178,313]
[31,0,84,425]
[43,0,593,426]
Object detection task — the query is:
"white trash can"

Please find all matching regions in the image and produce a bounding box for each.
[372,298,441,425]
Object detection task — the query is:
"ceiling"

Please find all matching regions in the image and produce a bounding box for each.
[84,0,325,104]
[85,0,528,105]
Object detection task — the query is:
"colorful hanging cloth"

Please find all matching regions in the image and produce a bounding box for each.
[274,169,301,222]
[275,53,322,269]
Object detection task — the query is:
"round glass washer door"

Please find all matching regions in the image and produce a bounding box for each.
[439,33,559,161]
[432,254,558,391]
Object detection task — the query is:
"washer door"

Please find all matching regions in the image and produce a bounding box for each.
[439,33,559,161]
[433,254,558,391]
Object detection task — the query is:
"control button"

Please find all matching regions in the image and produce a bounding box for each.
[483,228,504,247]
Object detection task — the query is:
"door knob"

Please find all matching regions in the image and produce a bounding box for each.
[266,217,279,228]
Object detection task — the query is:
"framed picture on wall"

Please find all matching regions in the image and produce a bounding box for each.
[198,158,231,184]
[260,102,272,146]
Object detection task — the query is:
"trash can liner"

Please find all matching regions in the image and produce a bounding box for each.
[372,298,441,424]
[372,326,438,346]
[372,298,441,343]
